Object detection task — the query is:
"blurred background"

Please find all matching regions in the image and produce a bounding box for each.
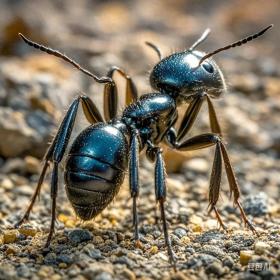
[0,0,279,160]
[0,0,279,279]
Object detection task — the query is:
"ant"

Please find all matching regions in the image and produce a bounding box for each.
[15,24,273,270]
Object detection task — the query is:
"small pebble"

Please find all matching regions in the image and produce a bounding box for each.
[18,227,37,237]
[56,254,73,265]
[186,253,220,269]
[243,193,269,217]
[38,266,54,278]
[120,268,136,280]
[191,224,203,233]
[58,263,68,269]
[254,241,270,255]
[3,230,18,244]
[149,246,158,254]
[1,178,14,190]
[92,235,104,244]
[24,156,40,173]
[240,250,254,265]
[83,244,103,260]
[67,228,93,244]
[113,256,135,268]
[50,274,62,280]
[185,247,195,255]
[223,256,234,268]
[181,236,191,245]
[174,227,187,238]
[44,253,57,265]
[183,158,209,173]
[205,261,225,276]
[6,244,19,254]
[16,263,31,278]
[95,272,113,280]
[200,245,226,260]
[238,272,262,280]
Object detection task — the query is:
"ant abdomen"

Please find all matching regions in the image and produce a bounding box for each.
[64,123,128,220]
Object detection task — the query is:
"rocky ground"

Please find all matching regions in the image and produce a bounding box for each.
[0,1,279,279]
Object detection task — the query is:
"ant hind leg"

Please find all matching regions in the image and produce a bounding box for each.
[15,95,104,246]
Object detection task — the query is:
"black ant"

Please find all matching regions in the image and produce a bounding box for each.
[15,24,273,270]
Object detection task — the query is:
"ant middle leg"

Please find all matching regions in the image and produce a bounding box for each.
[146,142,177,270]
[103,66,138,121]
[128,131,140,242]
[154,147,177,271]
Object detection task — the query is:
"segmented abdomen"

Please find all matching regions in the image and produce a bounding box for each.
[64,123,128,220]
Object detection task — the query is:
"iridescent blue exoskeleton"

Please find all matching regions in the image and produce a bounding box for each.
[15,25,272,270]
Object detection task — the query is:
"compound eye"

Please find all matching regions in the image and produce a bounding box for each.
[202,62,214,74]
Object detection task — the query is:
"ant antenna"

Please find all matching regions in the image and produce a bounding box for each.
[198,24,273,66]
[145,41,162,60]
[189,28,211,51]
[19,33,112,84]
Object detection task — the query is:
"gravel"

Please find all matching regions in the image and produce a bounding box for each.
[243,193,269,217]
[67,229,93,244]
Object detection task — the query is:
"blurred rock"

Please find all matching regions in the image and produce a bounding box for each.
[0,157,25,174]
[0,55,81,157]
[243,192,269,217]
[205,261,225,276]
[240,250,254,265]
[163,147,192,173]
[182,158,209,174]
[223,104,271,150]
[67,229,93,244]
[254,241,270,255]
[185,253,221,269]
[24,156,40,174]
[231,74,264,95]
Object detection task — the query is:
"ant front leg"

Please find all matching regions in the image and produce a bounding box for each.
[167,131,257,234]
[177,93,222,143]
[15,95,104,247]
[103,66,138,121]
[167,93,225,229]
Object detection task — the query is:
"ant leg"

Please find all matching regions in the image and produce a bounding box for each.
[15,95,103,245]
[154,148,177,271]
[206,96,222,136]
[45,161,58,247]
[80,95,104,123]
[213,206,227,231]
[176,94,222,142]
[175,133,256,233]
[177,93,206,141]
[208,142,227,231]
[107,66,138,106]
[220,144,257,234]
[129,131,140,242]
[103,66,138,121]
[15,161,49,227]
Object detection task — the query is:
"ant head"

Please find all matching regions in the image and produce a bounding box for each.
[149,49,226,102]
[148,25,273,103]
